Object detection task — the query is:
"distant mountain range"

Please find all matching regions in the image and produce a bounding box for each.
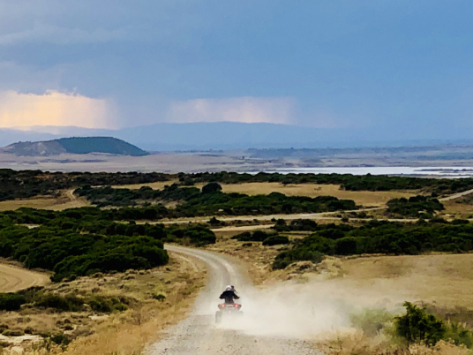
[0,122,471,151]
[2,137,148,156]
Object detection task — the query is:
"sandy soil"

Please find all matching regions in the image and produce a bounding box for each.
[0,262,50,292]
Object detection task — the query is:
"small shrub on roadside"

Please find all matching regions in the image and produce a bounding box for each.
[262,236,289,246]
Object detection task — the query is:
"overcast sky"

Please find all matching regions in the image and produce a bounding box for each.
[0,1,472,139]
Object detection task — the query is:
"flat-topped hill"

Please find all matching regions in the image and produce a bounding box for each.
[2,137,149,156]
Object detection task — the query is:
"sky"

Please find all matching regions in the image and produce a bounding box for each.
[0,0,472,140]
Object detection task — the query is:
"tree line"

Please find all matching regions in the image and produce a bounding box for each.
[2,169,473,202]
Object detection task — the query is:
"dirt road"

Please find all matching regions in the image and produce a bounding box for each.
[0,263,50,292]
[148,245,317,355]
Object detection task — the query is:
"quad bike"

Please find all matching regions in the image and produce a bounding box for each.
[215,302,243,324]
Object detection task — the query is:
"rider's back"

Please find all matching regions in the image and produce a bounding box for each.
[219,290,239,304]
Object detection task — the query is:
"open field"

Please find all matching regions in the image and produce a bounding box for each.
[338,254,473,309]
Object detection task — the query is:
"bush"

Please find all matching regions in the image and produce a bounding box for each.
[232,230,272,242]
[0,293,26,311]
[262,236,289,246]
[395,302,446,346]
[87,295,127,313]
[387,196,444,218]
[183,225,216,246]
[35,293,83,312]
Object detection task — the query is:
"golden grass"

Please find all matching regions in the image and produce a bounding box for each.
[335,254,473,309]
[440,200,473,220]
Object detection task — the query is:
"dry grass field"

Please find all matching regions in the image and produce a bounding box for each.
[0,189,89,212]
[338,254,473,309]
[440,200,473,220]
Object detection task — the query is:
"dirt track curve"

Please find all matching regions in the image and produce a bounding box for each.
[0,263,50,293]
[148,245,317,355]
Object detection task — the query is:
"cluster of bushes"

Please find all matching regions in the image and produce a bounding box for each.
[0,224,169,281]
[167,225,217,246]
[232,230,289,246]
[75,184,200,207]
[78,183,358,216]
[0,288,127,313]
[273,220,473,269]
[0,205,219,280]
[0,169,168,201]
[0,206,170,225]
[386,195,444,218]
[273,219,319,232]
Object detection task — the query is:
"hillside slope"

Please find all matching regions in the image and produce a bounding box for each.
[2,137,149,156]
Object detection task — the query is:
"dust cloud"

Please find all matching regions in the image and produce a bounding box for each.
[216,278,412,339]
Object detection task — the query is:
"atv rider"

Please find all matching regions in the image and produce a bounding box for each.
[219,285,240,304]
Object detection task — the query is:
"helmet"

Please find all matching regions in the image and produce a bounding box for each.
[225,285,232,291]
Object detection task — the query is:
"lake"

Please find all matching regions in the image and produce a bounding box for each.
[260,166,473,177]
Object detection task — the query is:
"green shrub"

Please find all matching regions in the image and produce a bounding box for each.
[231,231,252,241]
[35,293,83,312]
[183,225,216,246]
[387,196,444,218]
[0,293,26,311]
[395,302,446,346]
[262,236,289,246]
[86,295,127,313]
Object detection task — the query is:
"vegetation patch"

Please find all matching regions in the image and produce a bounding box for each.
[386,195,444,218]
[396,302,473,348]
[76,183,358,216]
[273,220,473,269]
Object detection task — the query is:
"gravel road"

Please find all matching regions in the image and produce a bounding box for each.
[147,245,318,355]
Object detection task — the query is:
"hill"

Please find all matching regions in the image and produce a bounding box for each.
[2,137,149,156]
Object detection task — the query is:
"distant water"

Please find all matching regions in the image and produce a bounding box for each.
[260,166,473,177]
